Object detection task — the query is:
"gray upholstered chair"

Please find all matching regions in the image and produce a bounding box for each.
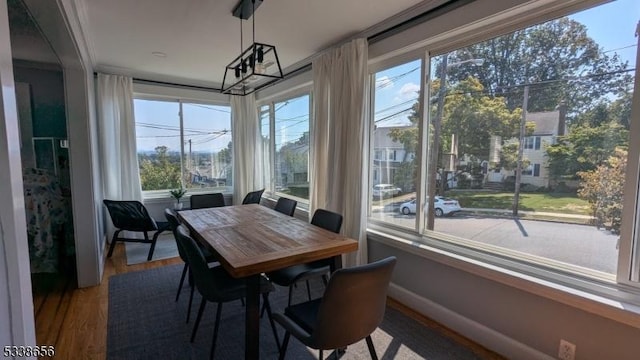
[274,197,297,216]
[273,256,397,360]
[190,193,225,209]
[175,224,280,359]
[267,209,342,306]
[242,189,265,204]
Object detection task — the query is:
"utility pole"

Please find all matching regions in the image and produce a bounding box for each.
[427,54,448,230]
[188,139,192,171]
[513,85,528,216]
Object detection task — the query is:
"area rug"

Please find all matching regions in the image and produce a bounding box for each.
[107,264,483,359]
[124,233,179,265]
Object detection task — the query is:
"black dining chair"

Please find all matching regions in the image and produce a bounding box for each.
[274,256,397,360]
[274,197,297,217]
[103,199,170,261]
[266,209,343,306]
[242,189,265,205]
[190,193,225,209]
[175,224,281,359]
[165,209,219,323]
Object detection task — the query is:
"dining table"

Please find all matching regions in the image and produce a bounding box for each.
[177,203,359,360]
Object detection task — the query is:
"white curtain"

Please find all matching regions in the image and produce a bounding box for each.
[231,94,264,204]
[310,38,369,267]
[97,73,142,201]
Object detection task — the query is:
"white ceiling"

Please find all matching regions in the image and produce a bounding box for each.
[74,0,434,89]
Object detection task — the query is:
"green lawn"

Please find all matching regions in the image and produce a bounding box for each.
[445,191,591,215]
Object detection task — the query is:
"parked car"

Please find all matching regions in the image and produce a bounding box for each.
[399,196,462,217]
[372,184,402,197]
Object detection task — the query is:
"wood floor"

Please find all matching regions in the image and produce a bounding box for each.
[32,243,504,360]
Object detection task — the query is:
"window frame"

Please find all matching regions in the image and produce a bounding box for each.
[366,0,640,309]
[256,86,313,207]
[133,94,233,198]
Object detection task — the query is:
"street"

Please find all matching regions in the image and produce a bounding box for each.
[371,207,619,275]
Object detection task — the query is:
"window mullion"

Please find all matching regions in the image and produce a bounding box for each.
[179,101,185,188]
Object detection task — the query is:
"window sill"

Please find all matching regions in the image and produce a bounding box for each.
[367,225,640,330]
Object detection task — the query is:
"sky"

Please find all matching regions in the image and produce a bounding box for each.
[373,0,640,128]
[135,0,640,151]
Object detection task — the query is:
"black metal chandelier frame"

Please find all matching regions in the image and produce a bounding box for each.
[221,0,283,96]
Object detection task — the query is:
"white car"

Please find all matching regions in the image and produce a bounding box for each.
[372,184,401,197]
[399,196,462,217]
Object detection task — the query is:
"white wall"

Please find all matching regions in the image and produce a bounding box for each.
[0,0,37,349]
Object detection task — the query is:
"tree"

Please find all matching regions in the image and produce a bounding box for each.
[578,147,627,233]
[546,121,628,180]
[139,146,181,190]
[445,17,630,115]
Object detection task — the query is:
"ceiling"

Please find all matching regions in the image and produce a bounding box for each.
[73,0,433,89]
[7,0,452,90]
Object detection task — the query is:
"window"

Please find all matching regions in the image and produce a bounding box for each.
[370,59,422,228]
[259,93,311,201]
[370,0,640,285]
[134,99,232,193]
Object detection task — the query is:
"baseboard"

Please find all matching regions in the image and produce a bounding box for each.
[388,283,554,360]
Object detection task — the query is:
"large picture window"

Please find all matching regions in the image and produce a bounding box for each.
[259,93,311,201]
[370,0,640,283]
[134,99,232,193]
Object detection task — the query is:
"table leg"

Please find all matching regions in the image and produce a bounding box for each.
[245,274,261,360]
[329,254,343,273]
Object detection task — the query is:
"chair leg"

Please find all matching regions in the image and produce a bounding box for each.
[187,281,195,323]
[319,349,323,360]
[210,303,223,360]
[306,280,312,301]
[176,264,188,302]
[107,230,120,258]
[287,285,294,306]
[262,293,280,353]
[322,274,328,286]
[365,336,378,360]
[278,332,290,360]
[147,231,159,261]
[191,299,207,342]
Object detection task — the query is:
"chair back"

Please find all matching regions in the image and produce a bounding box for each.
[164,208,188,263]
[311,256,396,349]
[103,199,157,231]
[310,209,343,234]
[190,193,225,209]
[242,189,265,205]
[274,197,297,217]
[175,225,215,298]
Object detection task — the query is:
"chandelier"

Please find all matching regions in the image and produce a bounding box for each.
[221,0,283,96]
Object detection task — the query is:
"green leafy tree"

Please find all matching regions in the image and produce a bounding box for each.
[139,146,181,190]
[578,147,627,233]
[445,17,630,114]
[546,121,628,180]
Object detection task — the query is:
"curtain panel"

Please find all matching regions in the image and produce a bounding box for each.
[311,38,369,267]
[97,74,142,201]
[231,94,264,204]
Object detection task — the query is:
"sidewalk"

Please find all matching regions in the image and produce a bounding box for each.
[461,207,594,222]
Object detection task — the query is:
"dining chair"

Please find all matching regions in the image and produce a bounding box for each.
[266,209,343,306]
[103,199,171,261]
[190,193,225,209]
[274,256,397,360]
[242,188,265,205]
[274,197,297,216]
[165,209,219,323]
[175,224,281,359]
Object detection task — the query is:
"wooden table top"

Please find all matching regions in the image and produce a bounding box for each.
[178,204,359,278]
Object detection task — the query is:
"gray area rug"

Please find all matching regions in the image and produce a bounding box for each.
[124,233,179,265]
[107,264,482,359]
